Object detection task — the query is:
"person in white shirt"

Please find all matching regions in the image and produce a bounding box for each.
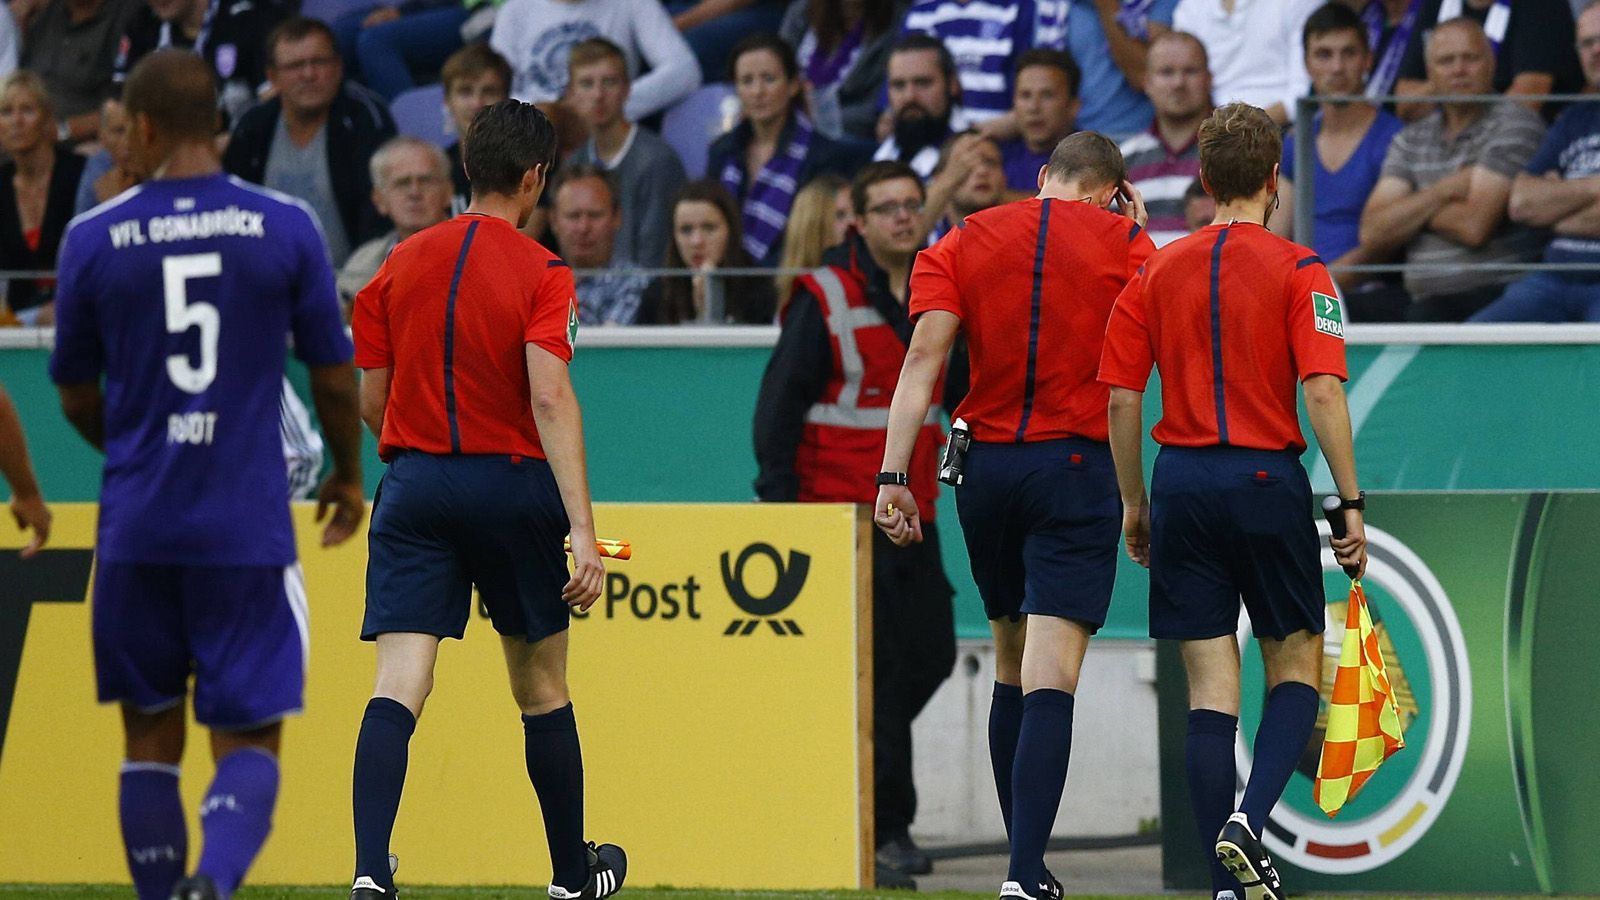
[1174,0,1320,123]
[489,0,701,121]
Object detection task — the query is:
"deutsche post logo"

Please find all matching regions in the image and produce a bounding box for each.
[1234,523,1471,873]
[721,543,809,636]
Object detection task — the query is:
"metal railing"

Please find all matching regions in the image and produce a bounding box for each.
[1291,91,1600,279]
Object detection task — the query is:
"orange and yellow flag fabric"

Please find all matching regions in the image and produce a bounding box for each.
[1313,581,1406,817]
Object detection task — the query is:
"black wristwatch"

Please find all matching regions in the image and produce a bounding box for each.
[1338,491,1366,510]
[876,471,909,486]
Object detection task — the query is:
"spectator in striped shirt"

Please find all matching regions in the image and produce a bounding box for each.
[898,0,1054,138]
[1359,17,1546,320]
[996,48,1080,191]
[1119,30,1211,246]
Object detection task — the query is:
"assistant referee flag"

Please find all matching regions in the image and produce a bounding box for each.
[1313,580,1406,817]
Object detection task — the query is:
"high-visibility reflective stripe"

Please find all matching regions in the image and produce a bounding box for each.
[805,404,941,429]
[810,267,869,409]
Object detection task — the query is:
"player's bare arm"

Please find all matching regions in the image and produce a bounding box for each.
[1106,385,1148,567]
[0,384,50,557]
[309,360,365,547]
[526,345,604,610]
[875,309,959,547]
[56,382,106,452]
[1303,374,1367,578]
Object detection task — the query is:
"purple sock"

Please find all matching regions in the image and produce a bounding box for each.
[120,763,188,900]
[197,748,280,897]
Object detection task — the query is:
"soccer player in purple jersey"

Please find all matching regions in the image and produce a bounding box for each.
[48,50,366,900]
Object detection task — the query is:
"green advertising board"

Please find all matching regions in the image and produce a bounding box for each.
[1159,492,1600,894]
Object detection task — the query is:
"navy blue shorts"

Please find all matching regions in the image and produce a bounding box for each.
[92,561,308,729]
[364,452,571,643]
[1148,446,1325,641]
[955,438,1122,630]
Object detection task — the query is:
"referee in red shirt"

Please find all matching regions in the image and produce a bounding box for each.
[1099,102,1367,900]
[347,100,624,900]
[875,132,1152,900]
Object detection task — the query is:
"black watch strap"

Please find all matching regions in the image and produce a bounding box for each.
[876,471,909,486]
[1339,490,1366,510]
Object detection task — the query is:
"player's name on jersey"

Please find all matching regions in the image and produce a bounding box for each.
[107,205,269,248]
[169,411,219,445]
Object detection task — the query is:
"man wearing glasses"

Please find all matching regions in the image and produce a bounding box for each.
[224,16,397,268]
[337,136,453,307]
[754,160,957,890]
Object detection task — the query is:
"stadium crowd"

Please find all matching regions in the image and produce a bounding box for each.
[0,0,1597,327]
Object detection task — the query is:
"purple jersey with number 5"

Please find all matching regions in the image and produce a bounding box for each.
[49,174,353,566]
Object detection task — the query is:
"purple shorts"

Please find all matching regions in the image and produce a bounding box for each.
[92,561,309,729]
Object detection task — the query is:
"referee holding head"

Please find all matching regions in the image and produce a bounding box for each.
[875,132,1153,900]
[347,99,623,900]
[1099,102,1367,900]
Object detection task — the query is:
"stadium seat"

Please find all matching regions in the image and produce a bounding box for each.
[391,84,452,148]
[661,82,739,179]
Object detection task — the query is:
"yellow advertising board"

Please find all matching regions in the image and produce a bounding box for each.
[0,502,871,889]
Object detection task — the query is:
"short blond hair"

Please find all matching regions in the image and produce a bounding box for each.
[0,71,55,123]
[1197,102,1281,204]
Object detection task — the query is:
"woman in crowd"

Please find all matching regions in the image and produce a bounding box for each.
[707,32,863,268]
[779,0,906,141]
[639,180,776,324]
[0,71,84,326]
[774,171,849,310]
[74,98,136,215]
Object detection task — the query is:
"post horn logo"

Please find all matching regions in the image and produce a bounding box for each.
[721,543,809,637]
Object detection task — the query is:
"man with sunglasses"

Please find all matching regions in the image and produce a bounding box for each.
[754,160,956,889]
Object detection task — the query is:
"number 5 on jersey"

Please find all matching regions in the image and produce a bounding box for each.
[164,252,222,393]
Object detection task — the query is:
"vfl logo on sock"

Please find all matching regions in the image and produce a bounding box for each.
[721,543,809,637]
[200,794,241,817]
[130,844,181,865]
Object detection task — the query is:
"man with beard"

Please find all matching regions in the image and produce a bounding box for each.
[874,34,967,178]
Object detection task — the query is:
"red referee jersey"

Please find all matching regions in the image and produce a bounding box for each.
[910,197,1154,443]
[1098,221,1348,451]
[351,214,577,461]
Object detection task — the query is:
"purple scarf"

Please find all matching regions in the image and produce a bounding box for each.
[720,113,815,262]
[801,19,865,90]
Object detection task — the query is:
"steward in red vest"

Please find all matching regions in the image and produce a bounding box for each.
[753,161,956,889]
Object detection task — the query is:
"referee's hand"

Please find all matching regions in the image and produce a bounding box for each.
[563,532,605,611]
[874,485,923,546]
[1122,497,1150,568]
[315,476,366,547]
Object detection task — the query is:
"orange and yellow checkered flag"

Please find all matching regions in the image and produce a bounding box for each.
[1313,581,1406,817]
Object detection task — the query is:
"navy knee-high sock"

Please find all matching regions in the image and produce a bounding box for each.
[988,681,1024,839]
[120,763,187,900]
[1240,682,1319,835]
[1006,689,1074,887]
[524,703,588,892]
[1187,709,1239,896]
[352,697,415,892]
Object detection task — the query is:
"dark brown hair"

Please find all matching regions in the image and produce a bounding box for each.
[464,100,558,197]
[1044,131,1126,190]
[123,50,219,141]
[265,16,337,68]
[1014,48,1081,98]
[1197,102,1282,204]
[805,0,895,54]
[850,160,924,217]
[568,36,628,78]
[656,181,766,324]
